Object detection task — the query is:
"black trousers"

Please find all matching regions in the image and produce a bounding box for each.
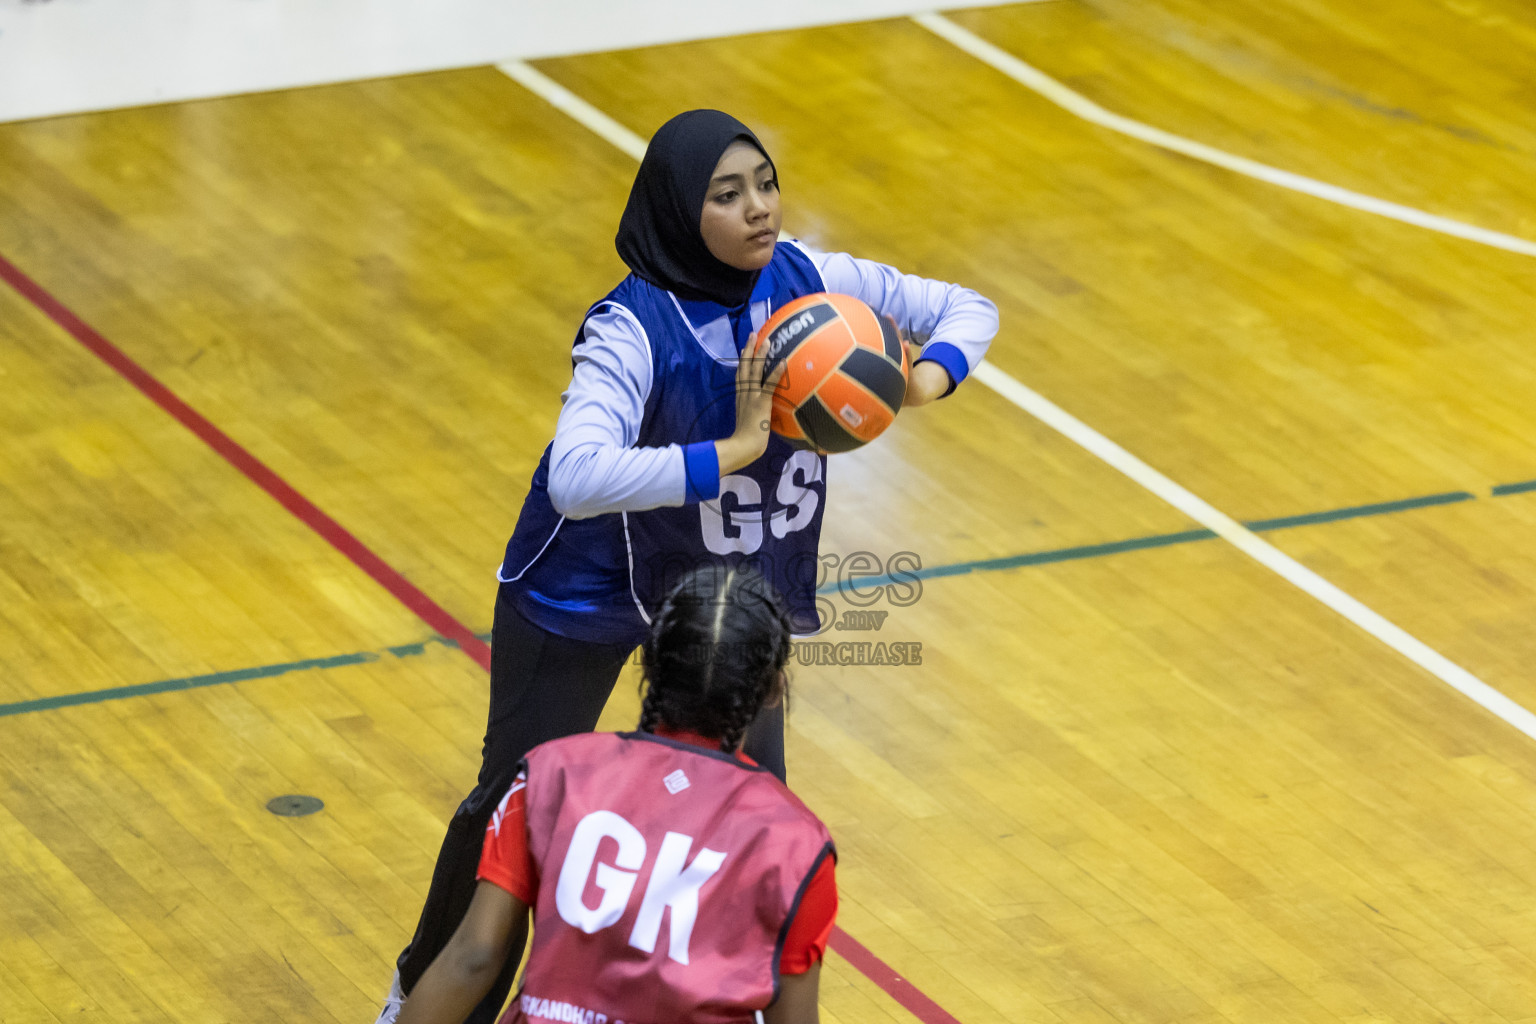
[395,585,786,1022]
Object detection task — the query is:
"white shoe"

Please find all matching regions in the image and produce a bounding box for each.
[373,970,406,1024]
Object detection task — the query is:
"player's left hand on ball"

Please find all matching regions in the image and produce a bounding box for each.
[902,343,950,408]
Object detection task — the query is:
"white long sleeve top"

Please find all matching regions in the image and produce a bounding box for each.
[546,241,999,520]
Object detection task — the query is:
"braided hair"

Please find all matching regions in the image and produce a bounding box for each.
[639,564,794,754]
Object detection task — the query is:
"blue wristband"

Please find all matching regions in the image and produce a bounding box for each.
[682,441,721,502]
[914,341,968,398]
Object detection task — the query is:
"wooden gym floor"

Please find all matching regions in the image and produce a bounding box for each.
[4,1,1536,1021]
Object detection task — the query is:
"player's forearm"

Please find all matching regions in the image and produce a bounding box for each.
[547,437,693,518]
[807,245,999,390]
[902,360,952,408]
[715,424,771,475]
[398,883,529,1024]
[763,963,822,1024]
[394,945,501,1024]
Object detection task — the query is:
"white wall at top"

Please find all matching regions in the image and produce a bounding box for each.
[0,0,1026,124]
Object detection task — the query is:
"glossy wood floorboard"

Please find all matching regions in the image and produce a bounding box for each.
[782,540,1536,1023]
[1259,492,1536,710]
[935,0,1536,727]
[0,284,439,703]
[2,2,1535,1022]
[951,0,1536,235]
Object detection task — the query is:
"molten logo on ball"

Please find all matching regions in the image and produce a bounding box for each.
[753,292,909,454]
[763,304,838,366]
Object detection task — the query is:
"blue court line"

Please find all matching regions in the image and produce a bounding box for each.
[0,483,1521,719]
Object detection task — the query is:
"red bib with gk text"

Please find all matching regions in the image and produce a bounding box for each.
[498,731,834,1024]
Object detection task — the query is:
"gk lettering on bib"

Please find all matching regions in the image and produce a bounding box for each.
[554,810,726,964]
[510,731,835,1023]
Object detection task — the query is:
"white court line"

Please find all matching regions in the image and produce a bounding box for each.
[496,59,1536,743]
[914,12,1536,259]
[972,364,1536,741]
[499,60,648,160]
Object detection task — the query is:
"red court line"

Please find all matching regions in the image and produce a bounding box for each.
[830,928,966,1024]
[3,251,965,1024]
[0,253,492,672]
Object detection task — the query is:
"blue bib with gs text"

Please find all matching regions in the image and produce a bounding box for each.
[500,243,828,645]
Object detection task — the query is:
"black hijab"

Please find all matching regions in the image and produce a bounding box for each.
[615,109,774,308]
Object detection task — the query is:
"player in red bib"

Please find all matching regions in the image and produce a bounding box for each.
[398,565,837,1024]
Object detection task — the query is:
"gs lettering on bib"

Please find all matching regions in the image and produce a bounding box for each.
[619,242,829,634]
[497,242,831,647]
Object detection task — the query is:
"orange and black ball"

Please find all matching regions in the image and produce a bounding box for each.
[753,293,909,453]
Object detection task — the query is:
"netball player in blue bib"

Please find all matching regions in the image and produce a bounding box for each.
[378,109,998,1024]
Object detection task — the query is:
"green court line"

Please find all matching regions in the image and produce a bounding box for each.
[0,484,1511,719]
[827,489,1478,596]
[0,638,490,719]
[1242,490,1475,531]
[822,528,1218,595]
